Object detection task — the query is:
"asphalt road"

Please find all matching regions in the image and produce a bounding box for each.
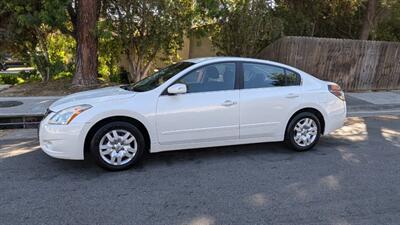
[1,116,400,225]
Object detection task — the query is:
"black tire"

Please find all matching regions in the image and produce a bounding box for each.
[90,121,145,171]
[285,112,321,151]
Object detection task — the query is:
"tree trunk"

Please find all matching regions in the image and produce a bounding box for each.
[126,49,147,83]
[125,47,157,83]
[359,0,377,40]
[72,0,99,86]
[126,49,138,83]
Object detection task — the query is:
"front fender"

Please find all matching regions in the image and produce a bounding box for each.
[75,108,156,153]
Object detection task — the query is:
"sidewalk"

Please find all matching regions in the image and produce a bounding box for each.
[346,91,400,116]
[0,91,399,118]
[0,96,60,117]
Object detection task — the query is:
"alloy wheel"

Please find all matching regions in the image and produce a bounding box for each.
[293,118,318,147]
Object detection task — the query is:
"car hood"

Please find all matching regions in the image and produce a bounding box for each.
[50,86,134,112]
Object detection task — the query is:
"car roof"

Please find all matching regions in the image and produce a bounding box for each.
[185,56,271,63]
[183,57,219,63]
[183,57,296,70]
[184,56,304,73]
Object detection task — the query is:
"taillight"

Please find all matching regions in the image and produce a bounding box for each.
[328,84,345,101]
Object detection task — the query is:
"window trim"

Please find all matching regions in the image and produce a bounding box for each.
[161,61,240,95]
[239,61,302,90]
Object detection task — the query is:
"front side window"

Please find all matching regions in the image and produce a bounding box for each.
[243,63,301,89]
[176,63,236,93]
[129,62,194,92]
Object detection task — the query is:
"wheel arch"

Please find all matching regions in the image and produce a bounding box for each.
[84,116,151,154]
[285,107,326,135]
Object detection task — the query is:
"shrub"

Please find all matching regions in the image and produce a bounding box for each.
[53,71,73,80]
[18,70,41,81]
[109,69,129,84]
[0,70,41,85]
[0,73,21,85]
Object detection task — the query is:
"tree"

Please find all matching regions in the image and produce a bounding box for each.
[359,0,399,40]
[0,0,60,81]
[196,0,283,57]
[375,0,400,41]
[275,0,364,39]
[41,0,101,86]
[360,0,378,39]
[274,0,400,41]
[104,0,193,82]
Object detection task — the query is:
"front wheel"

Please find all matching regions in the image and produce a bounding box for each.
[90,121,145,171]
[285,112,321,151]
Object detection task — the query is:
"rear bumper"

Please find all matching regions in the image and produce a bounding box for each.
[324,100,346,134]
[39,116,89,160]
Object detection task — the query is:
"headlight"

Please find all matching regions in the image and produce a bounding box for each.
[48,104,92,125]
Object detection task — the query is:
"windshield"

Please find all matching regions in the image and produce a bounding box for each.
[129,62,194,92]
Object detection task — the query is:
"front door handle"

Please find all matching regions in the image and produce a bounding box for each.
[221,100,237,107]
[286,93,299,99]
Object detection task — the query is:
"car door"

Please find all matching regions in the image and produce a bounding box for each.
[239,62,302,139]
[156,62,239,145]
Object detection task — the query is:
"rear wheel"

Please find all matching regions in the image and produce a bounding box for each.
[90,121,145,171]
[285,112,321,151]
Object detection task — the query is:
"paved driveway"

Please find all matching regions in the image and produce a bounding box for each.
[1,116,400,225]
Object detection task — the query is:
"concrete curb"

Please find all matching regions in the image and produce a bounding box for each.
[347,109,400,117]
[0,85,11,92]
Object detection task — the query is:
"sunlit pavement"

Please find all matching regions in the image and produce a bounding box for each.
[0,116,399,225]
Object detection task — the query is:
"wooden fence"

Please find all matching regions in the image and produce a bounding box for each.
[257,36,400,91]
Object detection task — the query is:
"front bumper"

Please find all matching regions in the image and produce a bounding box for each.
[39,115,89,160]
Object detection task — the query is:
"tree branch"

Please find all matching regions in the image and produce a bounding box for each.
[67,0,77,38]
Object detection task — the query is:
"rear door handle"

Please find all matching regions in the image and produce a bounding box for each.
[286,93,299,99]
[221,100,237,107]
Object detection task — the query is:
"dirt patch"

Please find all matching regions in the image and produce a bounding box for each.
[0,79,118,97]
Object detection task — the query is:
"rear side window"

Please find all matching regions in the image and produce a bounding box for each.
[243,63,301,89]
[285,69,301,86]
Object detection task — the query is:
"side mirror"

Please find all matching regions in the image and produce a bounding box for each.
[167,83,187,95]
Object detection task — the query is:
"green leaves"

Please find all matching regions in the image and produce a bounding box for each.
[103,0,194,81]
[198,0,283,57]
[0,0,75,81]
[375,0,400,41]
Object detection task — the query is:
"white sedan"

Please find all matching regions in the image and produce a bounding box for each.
[39,57,346,170]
